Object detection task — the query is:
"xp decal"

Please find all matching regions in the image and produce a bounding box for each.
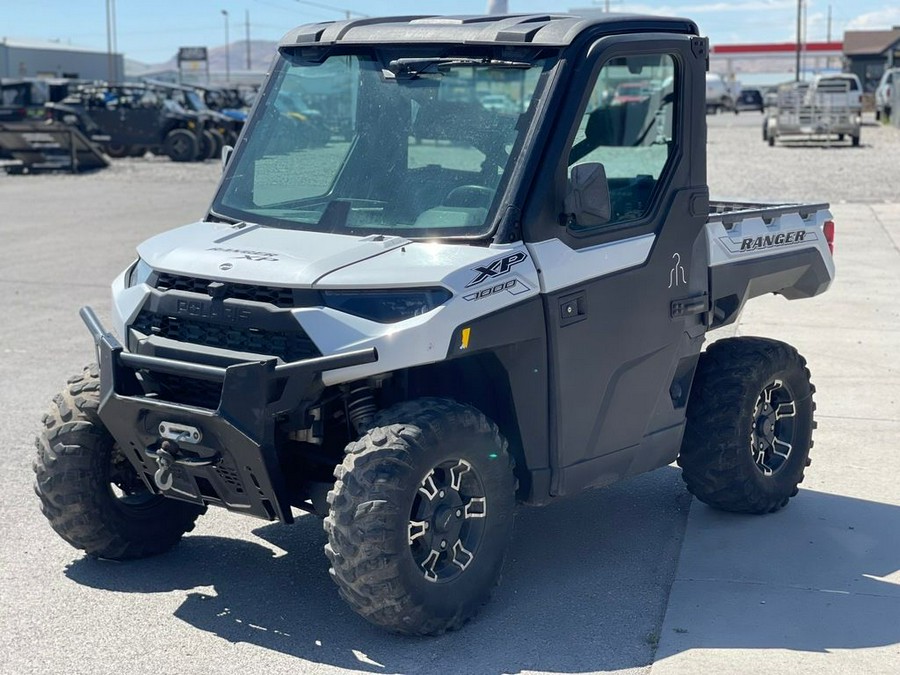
[465,251,528,288]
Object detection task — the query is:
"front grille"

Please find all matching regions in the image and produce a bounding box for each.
[155,273,298,308]
[147,371,223,409]
[132,310,320,362]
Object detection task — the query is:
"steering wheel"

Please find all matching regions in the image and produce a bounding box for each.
[443,185,495,209]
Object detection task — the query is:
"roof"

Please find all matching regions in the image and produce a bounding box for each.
[842,29,900,56]
[712,41,842,55]
[279,13,699,49]
[0,37,119,56]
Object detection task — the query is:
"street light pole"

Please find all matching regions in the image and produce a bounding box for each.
[221,9,230,84]
[795,0,802,81]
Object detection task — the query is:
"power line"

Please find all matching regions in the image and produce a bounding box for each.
[292,0,368,20]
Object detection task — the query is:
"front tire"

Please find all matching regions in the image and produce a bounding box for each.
[34,364,205,560]
[678,338,815,514]
[163,128,199,162]
[324,398,517,635]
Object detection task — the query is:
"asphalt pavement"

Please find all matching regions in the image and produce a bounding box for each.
[1,113,898,674]
[0,156,684,674]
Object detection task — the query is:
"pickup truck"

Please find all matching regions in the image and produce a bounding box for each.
[35,12,835,635]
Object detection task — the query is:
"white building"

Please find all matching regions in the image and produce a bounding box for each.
[0,38,123,80]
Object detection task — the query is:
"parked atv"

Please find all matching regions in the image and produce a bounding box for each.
[48,83,209,162]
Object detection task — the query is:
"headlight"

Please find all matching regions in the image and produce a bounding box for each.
[126,258,154,288]
[321,288,451,324]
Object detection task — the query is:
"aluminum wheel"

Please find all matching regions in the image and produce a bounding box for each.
[408,459,487,583]
[751,379,797,476]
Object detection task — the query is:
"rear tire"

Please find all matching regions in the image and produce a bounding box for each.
[678,337,815,514]
[103,142,130,159]
[34,364,205,560]
[197,129,220,161]
[851,134,860,147]
[163,128,199,162]
[324,398,517,635]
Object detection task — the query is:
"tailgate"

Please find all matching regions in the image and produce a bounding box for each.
[705,202,835,328]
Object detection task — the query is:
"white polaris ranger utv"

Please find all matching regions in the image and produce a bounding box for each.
[36,13,835,635]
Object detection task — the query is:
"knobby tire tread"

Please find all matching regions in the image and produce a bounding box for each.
[678,337,816,514]
[34,364,204,560]
[324,398,516,636]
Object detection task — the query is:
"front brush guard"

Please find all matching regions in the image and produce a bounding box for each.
[81,306,377,523]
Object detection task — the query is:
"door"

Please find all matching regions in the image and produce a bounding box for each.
[526,39,710,496]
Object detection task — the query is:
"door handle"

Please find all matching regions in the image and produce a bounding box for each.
[670,293,708,319]
[559,290,587,327]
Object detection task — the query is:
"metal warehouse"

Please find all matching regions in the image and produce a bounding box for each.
[0,37,122,80]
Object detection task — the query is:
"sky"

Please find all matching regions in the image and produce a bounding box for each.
[1,1,899,65]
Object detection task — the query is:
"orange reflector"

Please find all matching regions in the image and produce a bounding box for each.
[823,220,835,254]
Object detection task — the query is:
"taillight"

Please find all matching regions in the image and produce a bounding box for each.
[823,220,835,254]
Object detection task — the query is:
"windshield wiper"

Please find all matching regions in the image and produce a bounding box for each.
[387,57,532,79]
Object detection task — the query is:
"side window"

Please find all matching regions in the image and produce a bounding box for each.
[568,53,676,228]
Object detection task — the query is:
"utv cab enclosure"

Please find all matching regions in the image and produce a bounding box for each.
[36,13,835,636]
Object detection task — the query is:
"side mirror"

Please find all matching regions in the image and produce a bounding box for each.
[221,144,233,171]
[564,162,611,228]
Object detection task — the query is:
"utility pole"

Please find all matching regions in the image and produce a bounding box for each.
[245,10,251,70]
[222,9,230,84]
[827,4,832,42]
[105,0,118,82]
[795,0,802,81]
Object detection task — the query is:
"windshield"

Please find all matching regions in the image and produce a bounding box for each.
[186,90,208,111]
[212,49,553,239]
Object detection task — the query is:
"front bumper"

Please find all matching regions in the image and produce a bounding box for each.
[82,306,377,523]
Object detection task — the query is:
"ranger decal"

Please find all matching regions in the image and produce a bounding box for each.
[719,229,818,254]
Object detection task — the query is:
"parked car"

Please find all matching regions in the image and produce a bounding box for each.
[806,73,862,113]
[611,81,650,104]
[705,72,736,113]
[479,93,519,114]
[736,88,764,113]
[875,68,898,122]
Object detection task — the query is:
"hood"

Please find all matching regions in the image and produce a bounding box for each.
[137,221,410,287]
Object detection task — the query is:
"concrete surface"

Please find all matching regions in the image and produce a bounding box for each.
[652,200,900,674]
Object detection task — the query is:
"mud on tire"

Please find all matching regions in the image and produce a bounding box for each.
[34,364,205,560]
[678,337,816,514]
[324,398,517,635]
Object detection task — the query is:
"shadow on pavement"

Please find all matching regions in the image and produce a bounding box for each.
[64,468,689,674]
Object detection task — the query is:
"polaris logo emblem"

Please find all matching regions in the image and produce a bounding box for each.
[740,230,806,251]
[466,251,527,288]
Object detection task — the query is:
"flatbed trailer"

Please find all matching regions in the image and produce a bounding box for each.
[766,80,860,146]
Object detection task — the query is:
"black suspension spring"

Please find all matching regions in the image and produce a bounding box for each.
[346,382,377,436]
